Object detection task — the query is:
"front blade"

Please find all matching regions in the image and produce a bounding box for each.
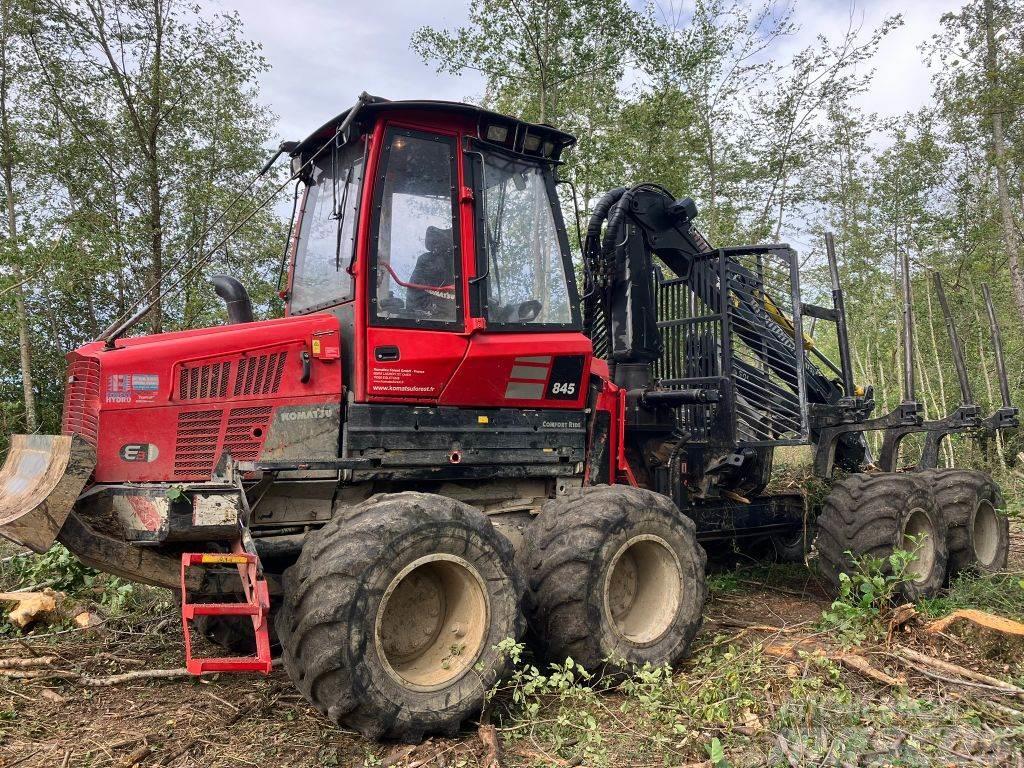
[0,434,96,553]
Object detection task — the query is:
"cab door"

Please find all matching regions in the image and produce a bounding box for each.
[364,126,469,402]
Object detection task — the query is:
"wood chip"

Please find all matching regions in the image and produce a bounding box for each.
[0,591,58,628]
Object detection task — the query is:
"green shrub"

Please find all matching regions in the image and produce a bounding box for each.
[0,543,139,614]
[819,542,920,643]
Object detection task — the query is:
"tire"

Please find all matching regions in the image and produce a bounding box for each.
[520,485,706,674]
[275,492,523,743]
[921,469,1008,576]
[771,523,814,564]
[815,473,947,601]
[194,611,279,654]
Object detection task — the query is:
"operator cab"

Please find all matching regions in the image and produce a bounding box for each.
[284,98,591,409]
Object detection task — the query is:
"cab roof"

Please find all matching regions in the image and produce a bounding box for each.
[292,94,577,162]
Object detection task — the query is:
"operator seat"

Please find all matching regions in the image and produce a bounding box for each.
[406,226,455,319]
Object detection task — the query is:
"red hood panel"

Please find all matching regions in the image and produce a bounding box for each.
[64,314,343,482]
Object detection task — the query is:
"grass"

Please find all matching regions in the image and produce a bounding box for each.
[483,624,1024,767]
[920,571,1024,620]
[706,562,810,595]
[0,464,1022,766]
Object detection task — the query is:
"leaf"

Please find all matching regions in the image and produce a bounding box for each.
[707,736,727,766]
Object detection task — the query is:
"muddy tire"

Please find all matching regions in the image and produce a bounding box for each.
[815,473,947,601]
[275,492,523,743]
[921,469,1008,576]
[194,611,279,654]
[520,485,706,674]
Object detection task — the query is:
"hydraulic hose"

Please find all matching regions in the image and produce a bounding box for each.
[585,186,627,259]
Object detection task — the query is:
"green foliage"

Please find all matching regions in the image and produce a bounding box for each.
[165,486,190,506]
[1,0,284,436]
[706,736,728,767]
[0,543,141,615]
[819,542,922,643]
[412,0,1024,471]
[920,571,1024,622]
[488,639,608,764]
[4,542,97,593]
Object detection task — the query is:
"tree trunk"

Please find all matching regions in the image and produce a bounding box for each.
[984,0,1024,317]
[0,0,38,432]
[147,0,165,334]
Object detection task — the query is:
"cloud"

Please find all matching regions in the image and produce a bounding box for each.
[201,0,960,156]
[778,0,962,118]
[200,0,485,143]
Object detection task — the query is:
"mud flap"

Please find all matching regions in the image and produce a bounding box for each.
[0,435,96,553]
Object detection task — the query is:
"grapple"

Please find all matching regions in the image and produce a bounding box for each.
[0,434,95,553]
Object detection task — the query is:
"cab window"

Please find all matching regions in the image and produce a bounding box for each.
[371,129,461,327]
[479,149,575,327]
[291,142,364,313]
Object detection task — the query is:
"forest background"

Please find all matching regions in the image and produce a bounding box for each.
[2,0,1022,469]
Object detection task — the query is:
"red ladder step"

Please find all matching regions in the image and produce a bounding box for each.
[180,551,272,675]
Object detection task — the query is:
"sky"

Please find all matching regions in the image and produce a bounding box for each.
[200,0,965,149]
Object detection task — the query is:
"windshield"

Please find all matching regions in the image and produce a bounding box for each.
[480,151,574,326]
[290,142,364,313]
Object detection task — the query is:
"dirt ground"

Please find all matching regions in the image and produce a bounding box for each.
[0,532,1022,767]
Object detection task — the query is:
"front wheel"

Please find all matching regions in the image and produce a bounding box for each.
[520,485,706,674]
[276,492,523,742]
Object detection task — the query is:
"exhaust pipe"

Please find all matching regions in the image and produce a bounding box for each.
[212,275,254,324]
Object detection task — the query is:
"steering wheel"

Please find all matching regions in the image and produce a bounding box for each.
[490,300,543,323]
[514,300,542,322]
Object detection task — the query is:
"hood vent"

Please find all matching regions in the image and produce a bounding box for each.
[177,351,288,402]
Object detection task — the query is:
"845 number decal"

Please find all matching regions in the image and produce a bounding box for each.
[545,355,585,400]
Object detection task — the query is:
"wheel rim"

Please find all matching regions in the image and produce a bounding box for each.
[604,535,683,645]
[972,499,1000,568]
[902,508,937,583]
[376,554,489,691]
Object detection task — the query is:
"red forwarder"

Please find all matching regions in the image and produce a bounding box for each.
[0,94,1014,742]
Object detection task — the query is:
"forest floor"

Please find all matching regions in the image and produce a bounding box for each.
[0,518,1022,767]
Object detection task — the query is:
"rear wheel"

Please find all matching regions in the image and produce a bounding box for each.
[276,492,523,742]
[815,473,947,601]
[520,485,706,674]
[922,469,1008,576]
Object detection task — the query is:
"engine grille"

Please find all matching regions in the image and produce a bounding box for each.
[173,409,223,478]
[62,357,101,445]
[173,406,272,478]
[222,406,273,462]
[234,352,288,397]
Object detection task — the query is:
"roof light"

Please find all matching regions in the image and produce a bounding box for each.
[486,124,509,143]
[524,134,541,152]
[542,141,555,157]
